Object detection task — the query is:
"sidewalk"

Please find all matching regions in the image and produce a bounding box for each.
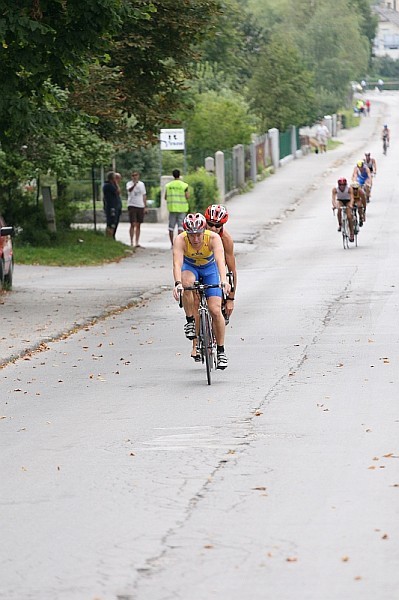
[0,95,387,365]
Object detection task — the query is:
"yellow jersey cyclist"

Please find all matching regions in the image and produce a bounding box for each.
[350,182,366,226]
[172,213,231,370]
[204,204,237,322]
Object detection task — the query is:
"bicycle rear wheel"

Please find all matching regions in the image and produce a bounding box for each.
[200,310,213,385]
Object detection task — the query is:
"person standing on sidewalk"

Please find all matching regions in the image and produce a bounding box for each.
[165,169,190,248]
[126,170,147,248]
[113,172,123,238]
[103,171,120,238]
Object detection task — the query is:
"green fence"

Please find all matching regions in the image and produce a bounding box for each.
[279,129,292,160]
[224,148,234,194]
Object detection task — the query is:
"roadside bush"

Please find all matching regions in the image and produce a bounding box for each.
[339,108,361,129]
[185,168,219,213]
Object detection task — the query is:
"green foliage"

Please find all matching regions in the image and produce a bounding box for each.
[348,0,378,56]
[15,229,130,266]
[185,169,219,213]
[248,34,316,130]
[0,0,122,142]
[275,0,370,113]
[184,90,256,158]
[339,109,361,129]
[198,0,268,90]
[371,56,399,79]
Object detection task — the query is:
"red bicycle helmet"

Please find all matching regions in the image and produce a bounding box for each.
[183,213,206,233]
[204,204,229,225]
[337,177,347,185]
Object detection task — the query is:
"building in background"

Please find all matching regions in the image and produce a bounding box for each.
[373,1,399,59]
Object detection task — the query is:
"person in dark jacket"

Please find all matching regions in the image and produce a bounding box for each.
[103,171,120,238]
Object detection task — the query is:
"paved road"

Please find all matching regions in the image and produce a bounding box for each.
[1,93,399,600]
[0,95,383,366]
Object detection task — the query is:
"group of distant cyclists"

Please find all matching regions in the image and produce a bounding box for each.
[331,124,389,242]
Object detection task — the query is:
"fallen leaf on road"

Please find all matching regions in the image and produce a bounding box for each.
[286,557,298,562]
[382,534,389,540]
[204,545,214,549]
[255,411,263,416]
[341,556,350,562]
[252,487,267,491]
[368,466,376,470]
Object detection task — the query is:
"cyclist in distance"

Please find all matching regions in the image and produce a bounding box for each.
[332,177,355,242]
[172,213,230,370]
[364,152,377,177]
[364,152,377,200]
[350,182,366,226]
[382,124,390,146]
[352,160,372,202]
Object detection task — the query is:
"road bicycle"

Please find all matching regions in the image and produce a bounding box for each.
[383,136,388,155]
[338,205,359,249]
[180,282,222,385]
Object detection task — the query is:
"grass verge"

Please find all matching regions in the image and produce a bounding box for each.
[14,229,132,266]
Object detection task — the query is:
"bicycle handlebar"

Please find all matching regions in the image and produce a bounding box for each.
[183,282,222,291]
[178,281,225,308]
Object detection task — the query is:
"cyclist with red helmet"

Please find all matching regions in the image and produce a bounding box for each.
[204,204,237,321]
[332,177,355,242]
[172,212,230,369]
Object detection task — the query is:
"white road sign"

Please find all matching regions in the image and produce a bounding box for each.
[160,128,185,151]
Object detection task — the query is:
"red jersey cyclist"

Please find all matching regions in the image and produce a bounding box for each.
[172,213,230,370]
[204,204,237,322]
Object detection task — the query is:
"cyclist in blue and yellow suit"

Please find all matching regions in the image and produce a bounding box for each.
[173,213,230,369]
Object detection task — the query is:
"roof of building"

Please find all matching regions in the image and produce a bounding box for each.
[374,6,399,27]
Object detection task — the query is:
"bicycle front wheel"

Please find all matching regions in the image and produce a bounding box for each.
[200,310,213,385]
[342,217,349,249]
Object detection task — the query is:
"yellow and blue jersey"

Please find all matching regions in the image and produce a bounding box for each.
[182,230,215,267]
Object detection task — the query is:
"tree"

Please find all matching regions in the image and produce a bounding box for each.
[248,34,316,131]
[280,0,369,112]
[0,0,123,144]
[184,90,256,160]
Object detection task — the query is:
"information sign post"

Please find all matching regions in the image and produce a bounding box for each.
[159,128,187,175]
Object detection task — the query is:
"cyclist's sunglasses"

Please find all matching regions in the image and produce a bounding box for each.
[206,221,223,228]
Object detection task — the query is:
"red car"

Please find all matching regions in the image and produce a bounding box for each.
[0,215,14,290]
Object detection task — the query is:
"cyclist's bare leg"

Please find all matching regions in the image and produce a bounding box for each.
[357,200,365,223]
[346,204,354,238]
[181,272,196,318]
[337,201,343,230]
[207,296,225,346]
